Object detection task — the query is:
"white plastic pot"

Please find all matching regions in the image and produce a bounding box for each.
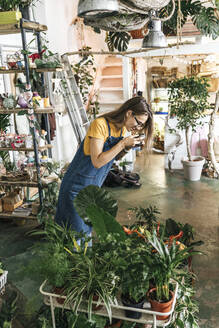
[181,156,205,181]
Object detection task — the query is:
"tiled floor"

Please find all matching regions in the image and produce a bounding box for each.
[0,153,219,327]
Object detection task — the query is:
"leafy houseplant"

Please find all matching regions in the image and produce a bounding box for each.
[168,76,210,180]
[64,242,119,323]
[146,230,201,320]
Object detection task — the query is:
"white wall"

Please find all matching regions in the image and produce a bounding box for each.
[0,0,107,163]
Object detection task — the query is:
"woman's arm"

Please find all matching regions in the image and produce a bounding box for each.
[90,136,141,168]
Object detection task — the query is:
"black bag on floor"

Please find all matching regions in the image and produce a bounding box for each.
[103,167,141,188]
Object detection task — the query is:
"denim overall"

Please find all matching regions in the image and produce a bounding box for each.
[55,119,123,234]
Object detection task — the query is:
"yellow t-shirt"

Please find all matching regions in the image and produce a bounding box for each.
[83,117,126,155]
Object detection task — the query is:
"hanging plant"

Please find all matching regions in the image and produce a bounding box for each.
[106,31,131,51]
[161,0,219,39]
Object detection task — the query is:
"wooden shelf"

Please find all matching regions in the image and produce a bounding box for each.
[0,178,56,187]
[0,21,47,35]
[0,144,52,152]
[0,212,37,220]
[0,67,63,74]
[0,107,56,114]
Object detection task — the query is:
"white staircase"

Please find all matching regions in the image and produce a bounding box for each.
[98,56,125,114]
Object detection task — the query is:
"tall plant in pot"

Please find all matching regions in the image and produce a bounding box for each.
[146,230,201,320]
[168,76,210,181]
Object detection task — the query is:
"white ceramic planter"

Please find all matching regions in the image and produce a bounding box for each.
[181,156,205,181]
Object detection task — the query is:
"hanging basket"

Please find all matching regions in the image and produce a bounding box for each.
[84,12,148,31]
[129,26,148,39]
[120,0,171,11]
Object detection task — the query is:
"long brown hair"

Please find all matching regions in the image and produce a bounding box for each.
[101,96,154,152]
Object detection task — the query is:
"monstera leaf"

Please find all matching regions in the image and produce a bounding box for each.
[74,185,118,226]
[86,204,126,240]
[106,32,131,51]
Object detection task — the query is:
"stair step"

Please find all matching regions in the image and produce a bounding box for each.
[99,100,124,105]
[104,63,122,67]
[100,75,123,79]
[100,87,123,91]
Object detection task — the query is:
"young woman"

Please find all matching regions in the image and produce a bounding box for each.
[55,96,153,234]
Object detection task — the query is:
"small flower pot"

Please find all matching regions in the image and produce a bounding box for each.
[92,294,103,311]
[53,286,66,304]
[121,295,145,319]
[147,288,174,320]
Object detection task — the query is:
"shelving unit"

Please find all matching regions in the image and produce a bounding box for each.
[40,280,179,328]
[0,19,58,221]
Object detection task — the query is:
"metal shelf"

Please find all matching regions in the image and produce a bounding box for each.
[40,280,178,328]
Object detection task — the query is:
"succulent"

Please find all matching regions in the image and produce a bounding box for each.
[2,95,16,109]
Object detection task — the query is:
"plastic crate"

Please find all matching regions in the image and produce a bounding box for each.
[0,271,8,292]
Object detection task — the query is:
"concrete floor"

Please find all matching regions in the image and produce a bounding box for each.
[0,153,219,327]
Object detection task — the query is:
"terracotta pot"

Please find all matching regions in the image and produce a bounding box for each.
[147,288,174,320]
[53,286,66,304]
[129,27,148,39]
[92,294,103,311]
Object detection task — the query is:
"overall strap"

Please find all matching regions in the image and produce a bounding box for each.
[105,118,111,137]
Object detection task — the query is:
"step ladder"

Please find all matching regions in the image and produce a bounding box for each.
[58,54,90,144]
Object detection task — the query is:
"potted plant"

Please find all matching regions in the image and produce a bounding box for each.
[146,230,201,320]
[168,76,210,181]
[64,241,119,323]
[0,0,40,21]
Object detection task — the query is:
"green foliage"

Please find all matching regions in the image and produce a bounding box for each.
[74,185,118,226]
[167,277,200,328]
[129,205,160,232]
[146,230,201,302]
[168,76,210,160]
[0,0,40,11]
[193,6,219,40]
[0,261,4,275]
[86,204,126,240]
[24,221,80,287]
[106,31,131,52]
[161,0,219,39]
[168,76,210,132]
[64,245,119,323]
[0,291,18,328]
[92,233,151,304]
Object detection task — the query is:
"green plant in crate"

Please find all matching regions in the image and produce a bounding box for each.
[24,221,79,288]
[64,240,119,323]
[129,205,160,233]
[146,230,202,302]
[167,275,200,328]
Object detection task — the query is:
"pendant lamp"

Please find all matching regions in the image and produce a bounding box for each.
[78,0,119,18]
[142,18,167,48]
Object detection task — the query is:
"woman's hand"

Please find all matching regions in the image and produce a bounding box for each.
[123,135,143,149]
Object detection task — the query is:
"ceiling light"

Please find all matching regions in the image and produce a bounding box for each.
[142,18,167,48]
[78,0,119,18]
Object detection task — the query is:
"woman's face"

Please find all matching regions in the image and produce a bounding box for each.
[125,110,149,132]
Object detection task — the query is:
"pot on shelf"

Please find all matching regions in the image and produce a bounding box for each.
[147,288,174,320]
[121,295,145,319]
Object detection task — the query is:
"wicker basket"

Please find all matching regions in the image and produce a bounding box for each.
[0,271,8,293]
